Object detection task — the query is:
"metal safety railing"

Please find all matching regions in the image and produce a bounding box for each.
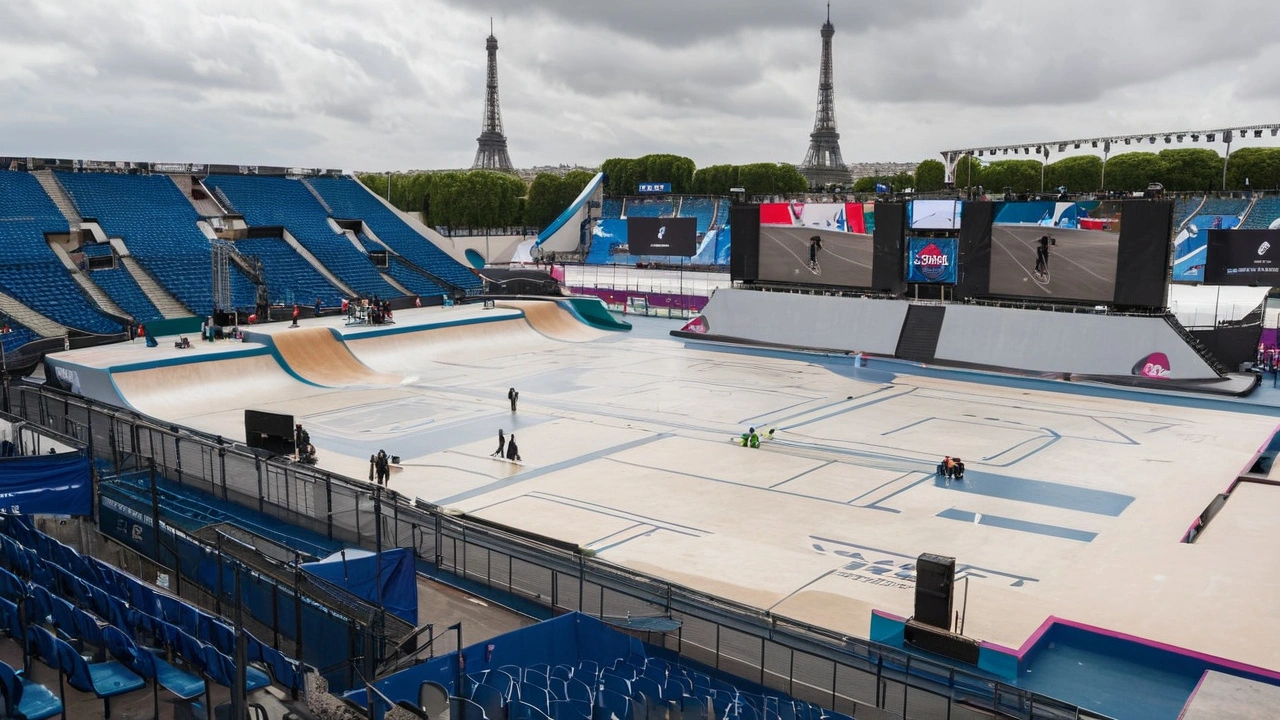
[10,381,1115,720]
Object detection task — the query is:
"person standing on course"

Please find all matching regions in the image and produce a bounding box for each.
[505,434,521,462]
[290,303,301,328]
[491,429,506,458]
[508,387,519,412]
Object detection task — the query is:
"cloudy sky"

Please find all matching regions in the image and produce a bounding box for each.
[3,0,1280,172]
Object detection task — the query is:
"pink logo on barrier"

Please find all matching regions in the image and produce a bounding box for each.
[682,316,708,334]
[1133,352,1172,379]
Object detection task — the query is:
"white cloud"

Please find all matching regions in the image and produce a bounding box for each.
[1,0,1278,170]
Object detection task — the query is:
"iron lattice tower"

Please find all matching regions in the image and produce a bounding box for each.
[472,19,514,172]
[800,4,849,189]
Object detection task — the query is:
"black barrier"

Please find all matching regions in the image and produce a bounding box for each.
[729,205,760,282]
[627,217,697,257]
[1205,229,1280,285]
[871,202,907,294]
[955,201,994,300]
[1114,201,1174,308]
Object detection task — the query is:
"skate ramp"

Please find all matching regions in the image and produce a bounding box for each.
[270,326,402,386]
[111,353,318,420]
[348,317,559,373]
[498,300,608,342]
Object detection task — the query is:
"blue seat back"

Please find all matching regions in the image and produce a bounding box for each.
[0,567,24,601]
[26,625,60,669]
[0,659,23,709]
[104,625,155,679]
[54,635,96,692]
[0,597,21,638]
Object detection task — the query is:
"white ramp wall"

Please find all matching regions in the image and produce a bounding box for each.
[699,289,908,355]
[935,305,1218,380]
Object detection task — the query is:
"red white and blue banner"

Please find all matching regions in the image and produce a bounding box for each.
[906,237,958,284]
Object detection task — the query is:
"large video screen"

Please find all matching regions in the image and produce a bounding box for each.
[758,202,872,288]
[988,224,1119,303]
[910,200,962,230]
[626,217,697,256]
[1204,229,1280,285]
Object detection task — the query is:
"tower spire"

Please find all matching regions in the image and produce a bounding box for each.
[472,20,514,172]
[800,7,849,189]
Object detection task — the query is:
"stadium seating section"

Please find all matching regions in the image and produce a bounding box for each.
[1,323,40,355]
[55,171,221,316]
[1173,196,1204,227]
[307,177,480,293]
[370,612,855,720]
[234,235,343,307]
[0,514,302,716]
[601,199,624,220]
[205,175,398,299]
[624,199,673,218]
[678,198,716,234]
[355,232,447,297]
[90,264,164,323]
[1194,197,1249,219]
[1243,196,1280,229]
[0,172,121,334]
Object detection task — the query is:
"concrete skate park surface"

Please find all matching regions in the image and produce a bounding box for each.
[45,299,1280,676]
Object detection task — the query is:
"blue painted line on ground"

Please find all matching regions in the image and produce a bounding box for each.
[592,528,659,554]
[107,345,272,373]
[933,472,1132,516]
[432,433,671,506]
[847,471,919,504]
[937,508,1098,543]
[865,475,933,509]
[780,388,914,431]
[769,461,834,489]
[522,492,708,536]
[585,522,646,548]
[982,431,1060,466]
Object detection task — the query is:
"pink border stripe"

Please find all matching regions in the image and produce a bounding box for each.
[871,609,906,622]
[1015,617,1280,682]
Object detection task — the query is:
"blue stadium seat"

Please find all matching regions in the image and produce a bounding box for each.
[55,171,222,315]
[307,177,480,293]
[678,198,716,234]
[205,175,398,299]
[233,236,342,307]
[601,199,623,220]
[90,263,163,323]
[1173,196,1203,227]
[1243,196,1280,229]
[624,199,673,218]
[0,658,62,720]
[0,172,122,334]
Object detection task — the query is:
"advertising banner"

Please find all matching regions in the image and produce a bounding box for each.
[1204,229,1280,285]
[906,238,958,284]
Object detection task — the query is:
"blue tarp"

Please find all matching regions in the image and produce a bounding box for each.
[302,548,418,625]
[0,452,92,515]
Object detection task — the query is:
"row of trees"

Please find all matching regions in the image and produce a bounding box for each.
[357,170,528,232]
[600,154,808,196]
[947,147,1280,194]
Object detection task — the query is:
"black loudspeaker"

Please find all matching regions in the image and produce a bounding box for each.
[244,409,296,456]
[914,553,956,629]
[871,202,907,295]
[955,201,994,300]
[904,619,981,664]
[1113,200,1174,308]
[729,205,760,282]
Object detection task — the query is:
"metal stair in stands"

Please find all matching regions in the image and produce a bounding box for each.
[895,304,947,363]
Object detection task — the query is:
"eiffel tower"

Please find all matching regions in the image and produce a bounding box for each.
[800,4,849,189]
[472,19,514,172]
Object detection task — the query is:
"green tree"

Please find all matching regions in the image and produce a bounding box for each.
[1044,155,1102,193]
[914,159,946,192]
[953,155,984,191]
[692,164,740,195]
[601,158,638,196]
[735,163,808,194]
[1102,152,1162,191]
[526,173,565,229]
[1157,148,1222,191]
[981,160,1042,194]
[1226,147,1280,191]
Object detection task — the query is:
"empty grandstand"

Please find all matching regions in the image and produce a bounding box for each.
[0,171,122,335]
[307,176,481,294]
[1243,195,1280,229]
[623,198,674,218]
[205,174,399,300]
[234,234,344,307]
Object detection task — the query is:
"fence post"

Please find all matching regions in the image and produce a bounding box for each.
[149,458,162,562]
[326,478,334,540]
[256,455,265,513]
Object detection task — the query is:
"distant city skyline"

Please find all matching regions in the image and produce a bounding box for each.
[2,1,1280,172]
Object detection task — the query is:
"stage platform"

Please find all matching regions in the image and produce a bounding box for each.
[42,298,1280,693]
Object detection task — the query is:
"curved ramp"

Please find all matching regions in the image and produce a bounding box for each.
[498,300,608,342]
[112,354,316,420]
[348,317,559,373]
[270,327,402,386]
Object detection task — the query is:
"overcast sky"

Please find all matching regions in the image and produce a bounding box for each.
[3,0,1280,172]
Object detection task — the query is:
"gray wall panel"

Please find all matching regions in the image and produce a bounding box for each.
[935,305,1217,379]
[700,289,908,355]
